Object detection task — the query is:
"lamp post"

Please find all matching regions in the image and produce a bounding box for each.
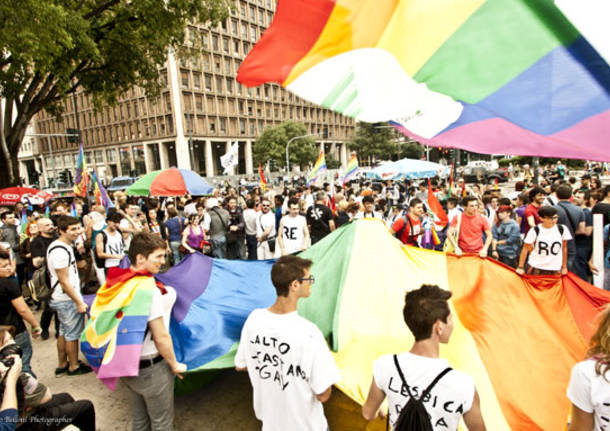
[285,133,319,173]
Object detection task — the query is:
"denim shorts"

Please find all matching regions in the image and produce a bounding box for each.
[50,300,85,341]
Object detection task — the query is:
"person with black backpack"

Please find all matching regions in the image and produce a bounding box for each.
[94,212,124,281]
[362,284,485,431]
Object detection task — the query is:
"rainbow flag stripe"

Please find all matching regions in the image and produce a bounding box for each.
[342,153,358,184]
[306,150,327,186]
[73,143,89,197]
[238,0,610,161]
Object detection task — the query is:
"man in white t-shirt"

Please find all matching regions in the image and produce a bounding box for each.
[278,198,309,256]
[235,255,340,431]
[355,195,383,219]
[363,284,485,431]
[47,215,92,376]
[95,212,124,281]
[256,198,276,260]
[517,206,572,275]
[120,232,186,431]
[243,198,259,260]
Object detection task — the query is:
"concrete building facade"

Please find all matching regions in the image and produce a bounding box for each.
[29,0,355,187]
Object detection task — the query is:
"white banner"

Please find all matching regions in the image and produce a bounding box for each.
[220,142,239,174]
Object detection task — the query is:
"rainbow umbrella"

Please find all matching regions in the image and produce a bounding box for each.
[125,168,213,197]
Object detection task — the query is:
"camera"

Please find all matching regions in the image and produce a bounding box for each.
[0,342,23,369]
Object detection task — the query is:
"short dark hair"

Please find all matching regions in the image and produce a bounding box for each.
[447,197,458,207]
[603,185,610,199]
[246,199,255,209]
[107,212,123,223]
[270,255,312,297]
[128,232,167,264]
[515,181,525,192]
[0,248,10,260]
[556,184,572,200]
[362,195,374,204]
[0,212,12,221]
[529,186,546,201]
[409,198,422,208]
[287,197,299,208]
[403,285,452,341]
[498,197,511,206]
[461,196,478,207]
[56,215,80,232]
[538,206,558,219]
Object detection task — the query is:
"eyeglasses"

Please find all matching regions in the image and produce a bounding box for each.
[299,276,315,284]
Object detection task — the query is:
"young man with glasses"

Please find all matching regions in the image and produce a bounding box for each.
[235,255,340,430]
[517,206,572,275]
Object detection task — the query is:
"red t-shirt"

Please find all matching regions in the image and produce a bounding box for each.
[392,214,422,245]
[450,212,490,253]
[523,204,541,235]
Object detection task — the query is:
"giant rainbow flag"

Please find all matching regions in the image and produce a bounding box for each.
[127,219,609,430]
[237,0,610,161]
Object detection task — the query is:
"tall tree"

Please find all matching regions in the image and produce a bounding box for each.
[0,0,230,187]
[348,122,399,164]
[253,121,317,171]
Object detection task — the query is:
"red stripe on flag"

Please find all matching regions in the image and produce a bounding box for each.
[427,179,448,228]
[237,0,336,86]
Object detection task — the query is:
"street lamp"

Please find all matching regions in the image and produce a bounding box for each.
[285,133,320,173]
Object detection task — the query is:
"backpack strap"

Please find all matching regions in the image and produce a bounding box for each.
[393,355,452,401]
[46,244,73,290]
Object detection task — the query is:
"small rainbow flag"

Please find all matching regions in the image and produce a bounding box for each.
[258,163,267,192]
[342,153,359,184]
[306,150,327,186]
[73,143,89,197]
[92,170,114,210]
[19,208,28,235]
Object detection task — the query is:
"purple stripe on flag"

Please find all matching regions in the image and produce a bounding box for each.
[156,253,213,323]
[96,343,143,379]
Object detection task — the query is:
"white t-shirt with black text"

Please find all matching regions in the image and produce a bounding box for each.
[235,309,340,431]
[103,229,124,268]
[47,240,81,303]
[373,353,475,431]
[567,359,610,431]
[279,215,307,254]
[140,284,177,358]
[523,224,572,271]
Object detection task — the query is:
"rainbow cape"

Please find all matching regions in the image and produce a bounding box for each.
[154,220,609,430]
[237,0,610,161]
[306,150,327,186]
[81,269,157,390]
[342,153,359,184]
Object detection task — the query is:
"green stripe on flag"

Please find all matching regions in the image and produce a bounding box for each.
[322,71,355,109]
[298,222,357,351]
[414,0,580,104]
[334,88,358,114]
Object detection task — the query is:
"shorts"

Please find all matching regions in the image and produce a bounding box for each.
[50,300,85,341]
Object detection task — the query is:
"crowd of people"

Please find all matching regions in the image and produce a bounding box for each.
[0,161,609,430]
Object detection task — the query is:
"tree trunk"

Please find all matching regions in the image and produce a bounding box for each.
[0,150,21,188]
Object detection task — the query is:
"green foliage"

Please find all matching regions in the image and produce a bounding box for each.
[348,122,399,162]
[399,142,425,160]
[0,0,230,186]
[253,121,317,169]
[326,156,341,169]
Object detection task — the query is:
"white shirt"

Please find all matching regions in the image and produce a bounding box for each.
[373,353,475,431]
[140,284,177,358]
[524,224,572,271]
[280,215,307,254]
[257,211,276,238]
[103,229,124,268]
[243,208,258,236]
[47,240,82,303]
[567,359,610,431]
[354,210,383,220]
[235,309,340,431]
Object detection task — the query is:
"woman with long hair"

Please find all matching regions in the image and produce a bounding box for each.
[181,214,205,254]
[567,305,610,430]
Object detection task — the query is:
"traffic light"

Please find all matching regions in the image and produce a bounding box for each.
[58,170,68,184]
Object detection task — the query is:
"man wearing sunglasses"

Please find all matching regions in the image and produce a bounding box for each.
[235,255,340,430]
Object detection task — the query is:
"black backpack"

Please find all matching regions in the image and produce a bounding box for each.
[392,355,452,431]
[94,230,123,268]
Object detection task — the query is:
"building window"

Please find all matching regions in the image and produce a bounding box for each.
[222,37,229,53]
[133,145,146,175]
[226,77,233,95]
[239,119,246,134]
[250,26,257,42]
[181,70,189,88]
[224,58,232,74]
[193,72,201,90]
[233,40,240,55]
[195,95,203,111]
[212,34,219,51]
[205,74,213,91]
[216,76,223,92]
[231,19,238,36]
[219,117,226,133]
[241,24,248,39]
[209,120,216,134]
[119,147,131,174]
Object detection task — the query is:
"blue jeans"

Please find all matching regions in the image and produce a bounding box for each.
[15,330,35,377]
[246,234,258,260]
[210,237,226,259]
[50,300,85,342]
[169,241,182,265]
